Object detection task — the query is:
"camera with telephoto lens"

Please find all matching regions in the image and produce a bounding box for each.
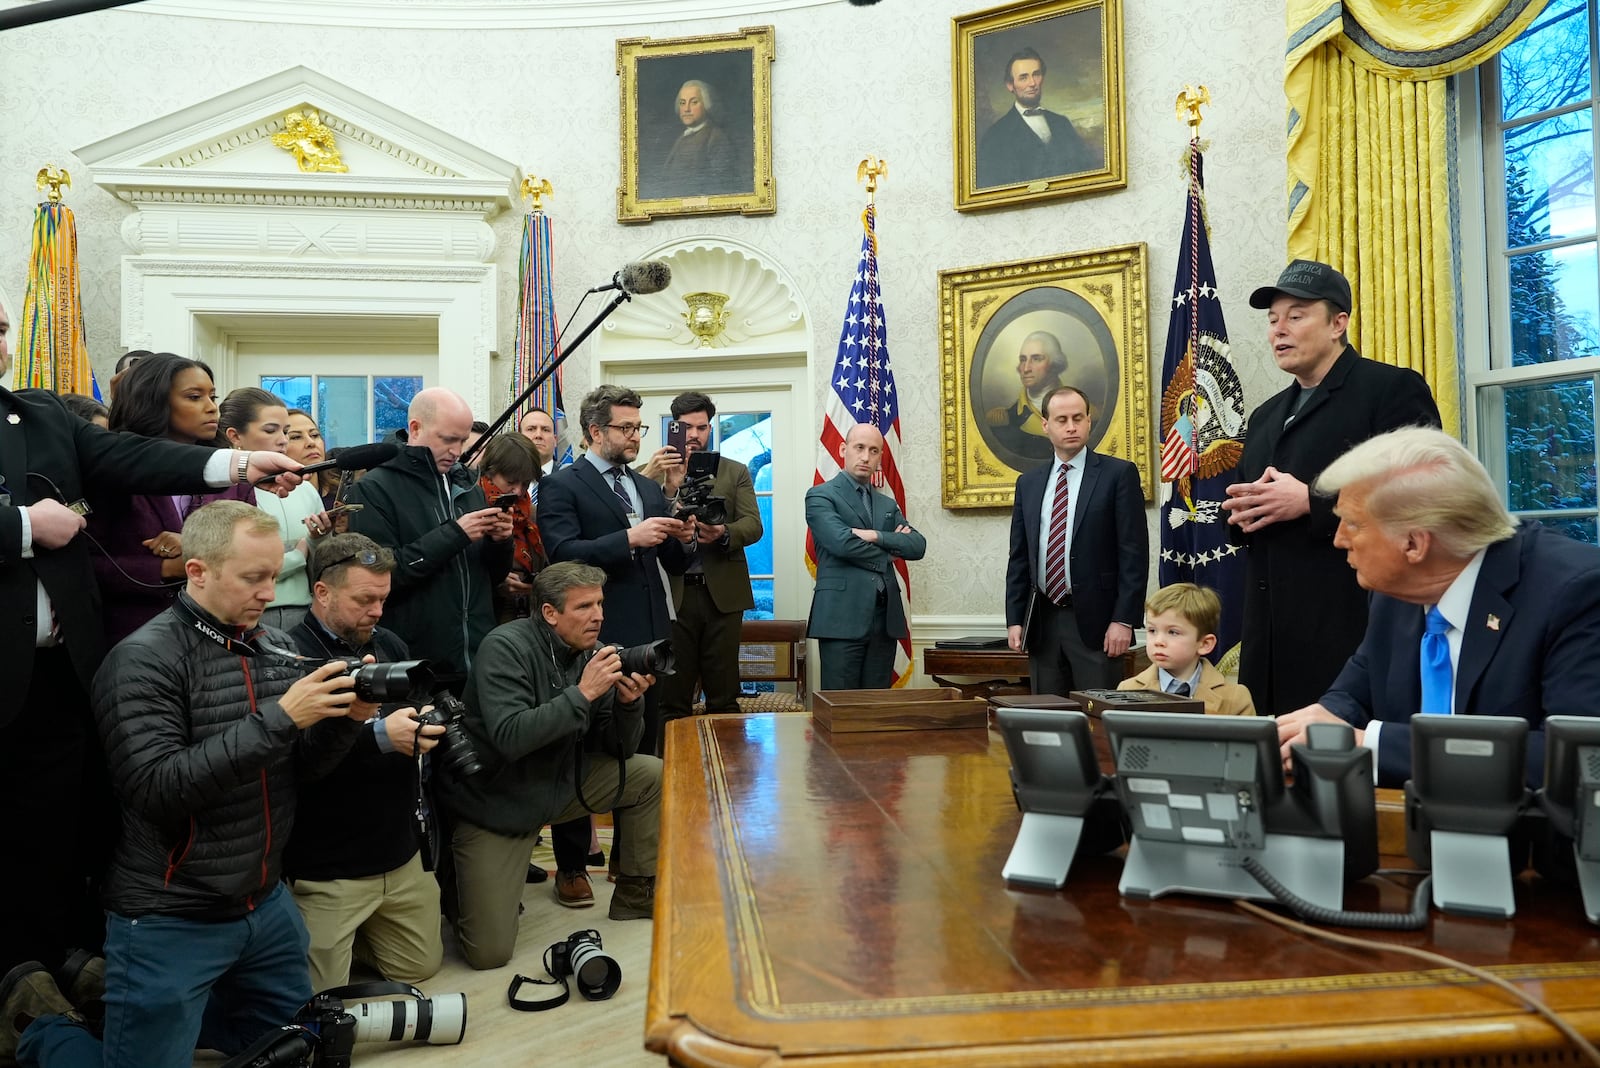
[547,929,622,1001]
[602,639,676,677]
[218,987,467,1067]
[324,657,435,704]
[416,692,484,779]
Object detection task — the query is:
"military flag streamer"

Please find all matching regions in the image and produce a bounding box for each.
[18,193,98,398]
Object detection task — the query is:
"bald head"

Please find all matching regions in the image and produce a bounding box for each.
[408,388,474,474]
[839,423,885,484]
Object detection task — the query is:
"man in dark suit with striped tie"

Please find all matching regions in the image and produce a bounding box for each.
[1005,386,1146,695]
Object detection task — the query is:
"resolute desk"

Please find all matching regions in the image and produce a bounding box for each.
[646,714,1600,1068]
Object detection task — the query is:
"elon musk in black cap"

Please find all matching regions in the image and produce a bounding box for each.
[1220,258,1440,716]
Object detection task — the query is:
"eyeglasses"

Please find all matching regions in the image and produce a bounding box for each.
[603,423,648,438]
[318,549,381,575]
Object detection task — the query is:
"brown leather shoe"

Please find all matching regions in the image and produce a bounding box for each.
[608,875,655,921]
[554,869,595,908]
[0,961,82,1063]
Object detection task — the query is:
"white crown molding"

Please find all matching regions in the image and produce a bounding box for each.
[119,207,497,261]
[76,66,519,208]
[131,0,835,29]
[124,258,496,283]
[603,235,806,351]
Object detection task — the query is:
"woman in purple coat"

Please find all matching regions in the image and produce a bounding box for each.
[88,354,254,648]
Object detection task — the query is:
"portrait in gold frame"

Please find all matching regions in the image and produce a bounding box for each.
[939,243,1150,508]
[952,0,1126,212]
[616,26,776,223]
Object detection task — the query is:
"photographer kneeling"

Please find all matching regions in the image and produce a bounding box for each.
[283,534,447,992]
[439,562,662,970]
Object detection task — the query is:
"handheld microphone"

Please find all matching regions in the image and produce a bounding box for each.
[254,442,398,486]
[587,261,672,296]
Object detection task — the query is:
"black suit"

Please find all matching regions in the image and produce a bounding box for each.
[537,458,689,748]
[0,386,214,973]
[976,107,1100,189]
[1005,450,1146,694]
[1233,346,1440,714]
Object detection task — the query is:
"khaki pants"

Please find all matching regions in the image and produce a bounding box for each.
[452,752,661,971]
[289,852,443,993]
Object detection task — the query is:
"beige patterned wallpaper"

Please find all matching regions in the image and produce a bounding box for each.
[0,0,1290,621]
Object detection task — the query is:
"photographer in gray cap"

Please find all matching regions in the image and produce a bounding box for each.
[1221,258,1440,716]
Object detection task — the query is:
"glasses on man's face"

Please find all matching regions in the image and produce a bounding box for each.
[604,423,648,438]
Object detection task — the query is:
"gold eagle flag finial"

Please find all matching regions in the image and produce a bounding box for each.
[520,175,553,211]
[857,156,887,201]
[1175,85,1211,137]
[36,166,71,203]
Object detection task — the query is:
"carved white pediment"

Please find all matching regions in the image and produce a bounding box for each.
[603,237,805,352]
[76,65,519,212]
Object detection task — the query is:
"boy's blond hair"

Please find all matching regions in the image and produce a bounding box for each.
[1144,582,1220,638]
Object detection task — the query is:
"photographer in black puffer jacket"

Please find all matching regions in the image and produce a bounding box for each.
[0,502,372,1068]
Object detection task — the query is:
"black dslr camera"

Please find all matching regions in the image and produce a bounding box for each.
[673,451,727,526]
[417,692,484,779]
[547,929,622,1000]
[602,640,676,677]
[324,658,434,704]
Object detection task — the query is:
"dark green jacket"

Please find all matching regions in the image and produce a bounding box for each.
[440,617,645,836]
[347,445,512,679]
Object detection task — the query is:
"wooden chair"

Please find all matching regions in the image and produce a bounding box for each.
[691,618,809,714]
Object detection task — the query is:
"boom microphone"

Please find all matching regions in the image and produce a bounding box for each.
[255,441,398,486]
[587,261,672,296]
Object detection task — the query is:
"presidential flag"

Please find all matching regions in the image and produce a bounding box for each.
[512,209,573,503]
[807,204,912,686]
[1157,142,1248,664]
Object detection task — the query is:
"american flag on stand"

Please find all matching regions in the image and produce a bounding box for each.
[512,209,573,505]
[806,203,912,686]
[1157,141,1248,664]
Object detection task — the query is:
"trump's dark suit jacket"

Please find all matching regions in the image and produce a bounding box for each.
[0,387,212,723]
[537,459,689,647]
[1320,523,1600,788]
[804,473,925,641]
[1233,345,1439,714]
[1004,450,1146,649]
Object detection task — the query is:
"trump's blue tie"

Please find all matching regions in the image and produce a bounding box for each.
[1419,606,1452,715]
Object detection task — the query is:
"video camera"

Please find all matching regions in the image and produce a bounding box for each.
[673,451,727,526]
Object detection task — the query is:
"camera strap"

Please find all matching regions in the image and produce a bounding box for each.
[506,973,570,1012]
[317,980,426,1002]
[171,595,261,657]
[572,745,626,817]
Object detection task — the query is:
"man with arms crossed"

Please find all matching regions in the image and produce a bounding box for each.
[1,502,367,1067]
[1005,386,1146,693]
[805,423,926,690]
[1277,427,1600,789]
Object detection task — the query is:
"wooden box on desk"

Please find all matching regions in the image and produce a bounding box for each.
[811,687,987,733]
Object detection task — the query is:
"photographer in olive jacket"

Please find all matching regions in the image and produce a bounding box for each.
[439,561,663,970]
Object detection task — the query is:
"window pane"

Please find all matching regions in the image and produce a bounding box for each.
[1504,110,1595,245]
[1504,378,1597,510]
[745,578,774,621]
[748,495,774,574]
[318,377,369,450]
[1509,242,1600,364]
[1536,515,1599,543]
[374,376,422,444]
[1499,1,1591,123]
[260,375,311,411]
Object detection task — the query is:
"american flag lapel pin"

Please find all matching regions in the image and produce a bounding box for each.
[1487,614,1501,631]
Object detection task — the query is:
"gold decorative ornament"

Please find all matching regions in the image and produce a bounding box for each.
[1175,84,1210,136]
[271,110,349,173]
[857,155,887,200]
[35,166,71,203]
[520,175,553,210]
[682,291,731,348]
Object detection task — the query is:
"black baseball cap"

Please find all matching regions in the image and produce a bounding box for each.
[1248,259,1352,314]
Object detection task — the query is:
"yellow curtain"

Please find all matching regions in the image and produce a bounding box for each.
[1284,0,1549,433]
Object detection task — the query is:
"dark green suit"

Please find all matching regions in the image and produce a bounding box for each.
[805,472,926,689]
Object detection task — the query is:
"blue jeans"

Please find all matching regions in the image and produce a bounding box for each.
[19,883,312,1068]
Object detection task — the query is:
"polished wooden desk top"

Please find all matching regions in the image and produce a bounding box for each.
[647,714,1600,1068]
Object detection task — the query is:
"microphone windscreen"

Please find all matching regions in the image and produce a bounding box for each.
[619,260,672,295]
[329,442,398,470]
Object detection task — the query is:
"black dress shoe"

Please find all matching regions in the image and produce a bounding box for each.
[526,863,549,884]
[587,850,605,868]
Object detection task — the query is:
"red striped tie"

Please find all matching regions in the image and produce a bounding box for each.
[1044,464,1070,605]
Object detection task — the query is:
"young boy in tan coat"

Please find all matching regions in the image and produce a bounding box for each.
[1119,583,1255,716]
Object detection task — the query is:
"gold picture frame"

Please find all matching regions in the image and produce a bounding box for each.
[616,26,776,223]
[939,243,1150,508]
[952,0,1126,212]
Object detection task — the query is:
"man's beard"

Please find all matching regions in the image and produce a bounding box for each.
[597,439,634,464]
